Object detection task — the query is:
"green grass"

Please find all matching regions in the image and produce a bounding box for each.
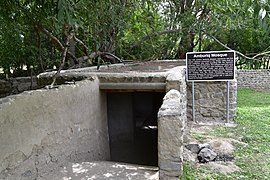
[182,88,270,179]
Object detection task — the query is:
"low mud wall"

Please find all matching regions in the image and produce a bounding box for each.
[0,78,109,179]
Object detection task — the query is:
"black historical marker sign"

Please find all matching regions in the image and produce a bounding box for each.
[186,51,235,81]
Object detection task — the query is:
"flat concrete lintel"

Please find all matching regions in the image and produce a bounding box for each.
[99,83,166,91]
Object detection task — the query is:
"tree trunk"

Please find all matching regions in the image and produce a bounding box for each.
[175,0,195,59]
[175,30,195,59]
[68,36,76,67]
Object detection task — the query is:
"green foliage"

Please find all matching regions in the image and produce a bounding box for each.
[120,2,167,59]
[0,0,270,77]
[203,0,270,69]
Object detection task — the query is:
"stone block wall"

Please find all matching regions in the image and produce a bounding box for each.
[158,90,186,180]
[0,78,110,180]
[158,67,187,180]
[237,69,270,89]
[166,66,237,124]
[187,80,237,123]
[0,77,39,98]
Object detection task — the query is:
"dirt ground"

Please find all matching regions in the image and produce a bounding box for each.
[45,161,158,180]
[184,122,247,175]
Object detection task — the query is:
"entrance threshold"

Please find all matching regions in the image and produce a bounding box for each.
[45,161,159,180]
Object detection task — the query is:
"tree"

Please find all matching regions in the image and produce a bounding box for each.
[0,0,270,79]
[203,0,270,69]
[0,0,134,78]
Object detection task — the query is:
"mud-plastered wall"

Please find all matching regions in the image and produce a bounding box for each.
[0,78,109,180]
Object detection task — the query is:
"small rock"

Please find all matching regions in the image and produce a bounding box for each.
[199,143,212,150]
[185,143,200,154]
[185,143,212,154]
[198,148,217,163]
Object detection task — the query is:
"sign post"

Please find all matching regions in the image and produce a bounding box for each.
[192,81,196,123]
[226,81,230,123]
[186,51,235,123]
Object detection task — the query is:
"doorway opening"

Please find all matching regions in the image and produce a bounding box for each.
[107,92,165,166]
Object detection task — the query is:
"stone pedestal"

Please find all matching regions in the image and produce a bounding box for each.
[158,89,186,179]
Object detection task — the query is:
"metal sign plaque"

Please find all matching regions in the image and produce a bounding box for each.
[186,51,235,81]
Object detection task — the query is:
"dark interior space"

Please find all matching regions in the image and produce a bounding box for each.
[107,92,165,166]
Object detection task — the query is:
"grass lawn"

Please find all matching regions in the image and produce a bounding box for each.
[182,88,270,179]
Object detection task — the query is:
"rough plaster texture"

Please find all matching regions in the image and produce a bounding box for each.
[0,78,110,180]
[98,72,167,86]
[187,80,237,123]
[237,69,270,90]
[166,66,186,94]
[158,89,186,180]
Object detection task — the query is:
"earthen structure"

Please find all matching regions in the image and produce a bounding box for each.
[0,60,237,179]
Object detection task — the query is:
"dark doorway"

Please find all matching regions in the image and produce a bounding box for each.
[107,92,165,166]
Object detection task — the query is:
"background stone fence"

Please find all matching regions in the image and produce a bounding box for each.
[237,69,270,90]
[0,77,39,98]
[1,69,269,98]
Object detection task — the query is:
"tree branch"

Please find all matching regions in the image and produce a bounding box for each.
[252,51,270,59]
[131,29,182,50]
[102,52,122,63]
[73,35,123,65]
[49,33,74,88]
[38,26,64,50]
[204,32,261,62]
[37,25,77,62]
[74,35,89,55]
[129,27,267,65]
[76,51,122,64]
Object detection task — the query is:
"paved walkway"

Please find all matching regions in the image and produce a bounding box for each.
[46,161,159,180]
